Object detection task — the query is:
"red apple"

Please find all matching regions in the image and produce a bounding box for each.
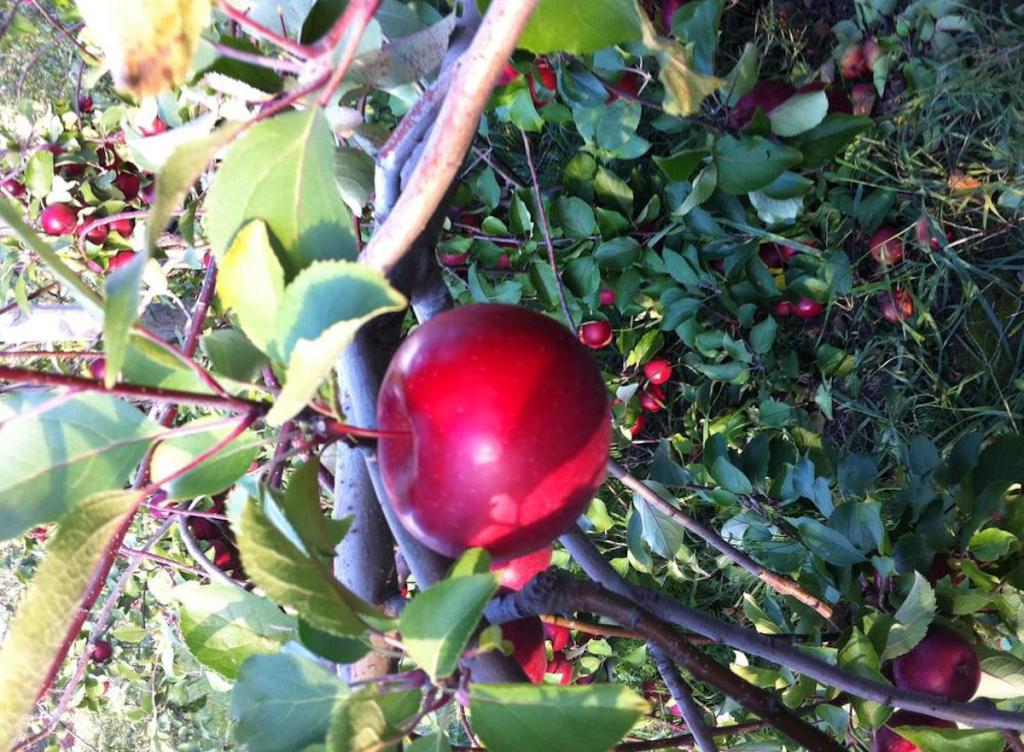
[377,304,611,561]
[497,254,512,269]
[729,80,797,129]
[891,625,980,702]
[639,382,666,413]
[78,96,94,114]
[107,250,138,272]
[40,204,77,235]
[629,411,646,437]
[439,252,469,267]
[109,217,135,237]
[502,618,547,684]
[528,58,557,107]
[605,73,643,103]
[879,289,913,323]
[544,622,572,651]
[88,358,106,381]
[491,546,552,591]
[643,358,672,385]
[61,162,87,179]
[760,245,784,269]
[88,639,113,663]
[792,297,825,319]
[916,218,950,250]
[774,301,793,317]
[599,288,616,306]
[187,515,221,541]
[871,711,955,752]
[78,221,109,245]
[661,0,688,31]
[863,37,882,70]
[97,145,120,169]
[497,62,521,86]
[140,116,168,136]
[579,321,613,349]
[869,226,904,266]
[546,651,574,685]
[114,172,141,200]
[841,45,869,79]
[1,178,25,198]
[851,82,877,115]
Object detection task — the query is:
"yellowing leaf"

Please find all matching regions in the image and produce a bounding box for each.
[634,0,723,117]
[75,0,211,97]
[948,170,982,191]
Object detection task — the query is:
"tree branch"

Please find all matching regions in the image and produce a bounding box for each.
[651,647,718,752]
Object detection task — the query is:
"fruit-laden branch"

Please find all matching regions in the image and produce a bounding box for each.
[559,527,1024,731]
[358,0,542,276]
[489,571,846,752]
[607,460,837,624]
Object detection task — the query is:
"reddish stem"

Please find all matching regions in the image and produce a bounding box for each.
[316,0,382,107]
[215,1,315,58]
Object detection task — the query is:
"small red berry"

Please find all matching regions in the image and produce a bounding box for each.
[439,252,468,267]
[1,178,25,198]
[78,96,94,113]
[497,253,512,269]
[114,172,141,200]
[89,639,113,663]
[107,250,138,272]
[544,623,572,652]
[629,412,646,437]
[599,288,616,306]
[78,222,109,245]
[774,301,793,317]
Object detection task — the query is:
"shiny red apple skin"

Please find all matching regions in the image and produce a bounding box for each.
[2,178,26,198]
[114,172,141,200]
[109,217,135,236]
[502,617,546,684]
[643,359,672,385]
[639,382,665,413]
[792,297,825,319]
[107,250,138,272]
[40,204,77,235]
[599,288,616,306]
[871,711,955,752]
[377,304,611,561]
[89,639,113,663]
[491,546,552,591]
[774,301,793,317]
[628,411,646,438]
[891,625,980,702]
[579,321,613,349]
[544,622,572,651]
[546,651,574,684]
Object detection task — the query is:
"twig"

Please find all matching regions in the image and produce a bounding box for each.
[359,0,542,275]
[119,546,205,576]
[607,460,837,624]
[559,527,1024,731]
[203,38,304,73]
[316,0,382,107]
[651,647,718,752]
[27,0,92,59]
[177,516,245,588]
[0,3,19,43]
[0,283,56,317]
[215,1,315,58]
[1006,731,1024,752]
[521,130,575,334]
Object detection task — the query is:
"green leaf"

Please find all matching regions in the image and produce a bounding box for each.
[347,13,455,88]
[299,619,370,664]
[75,0,210,97]
[326,687,420,752]
[828,502,883,553]
[838,453,879,497]
[470,684,648,752]
[0,392,161,540]
[594,237,642,270]
[205,108,356,279]
[791,517,866,566]
[895,727,1006,752]
[406,733,452,752]
[711,456,753,495]
[714,135,803,194]
[654,148,707,182]
[335,146,375,213]
[555,196,598,238]
[101,250,146,387]
[759,399,792,427]
[675,163,718,217]
[496,0,641,54]
[968,528,1018,562]
[279,457,350,561]
[237,496,391,637]
[266,260,407,425]
[788,114,872,170]
[749,316,777,354]
[633,494,686,559]
[173,582,297,679]
[507,88,545,133]
[231,652,346,752]
[838,628,890,728]
[399,574,498,680]
[882,573,936,661]
[24,149,53,197]
[150,417,262,500]
[202,328,269,382]
[147,120,245,254]
[219,219,286,354]
[634,1,724,116]
[767,90,829,137]
[0,490,138,750]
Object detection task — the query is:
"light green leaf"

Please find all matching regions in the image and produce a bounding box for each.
[882,573,936,660]
[231,652,346,752]
[470,684,648,752]
[237,496,392,637]
[326,687,420,752]
[0,490,138,750]
[219,220,286,354]
[399,574,498,680]
[150,417,263,500]
[0,392,161,539]
[492,0,641,54]
[147,119,245,254]
[279,457,351,561]
[202,328,269,382]
[335,146,375,214]
[968,528,1018,562]
[24,149,53,197]
[205,108,356,279]
[838,628,889,728]
[173,582,297,679]
[767,90,829,137]
[102,250,145,387]
[895,727,1006,752]
[555,196,598,238]
[654,148,707,182]
[266,260,407,425]
[789,114,873,170]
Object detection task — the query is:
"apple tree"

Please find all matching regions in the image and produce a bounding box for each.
[1,1,1023,751]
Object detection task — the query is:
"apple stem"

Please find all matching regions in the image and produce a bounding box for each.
[316,417,411,441]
